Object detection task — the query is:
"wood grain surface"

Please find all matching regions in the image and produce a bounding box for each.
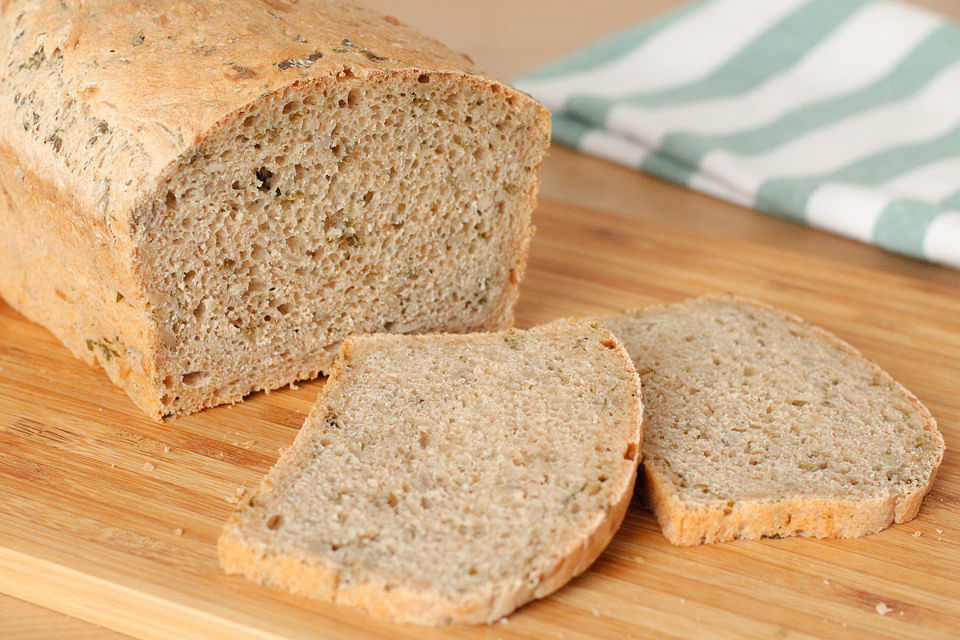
[1,197,958,640]
[1,596,127,640]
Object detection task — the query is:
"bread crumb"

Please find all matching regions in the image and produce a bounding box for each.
[278,445,288,455]
[912,530,922,538]
[936,528,943,534]
[163,444,171,453]
[590,607,600,617]
[822,579,830,585]
[498,617,509,624]
[173,527,184,536]
[110,463,116,469]
[899,611,904,616]
[241,439,257,449]
[226,487,248,504]
[143,462,155,471]
[289,381,300,390]
[875,602,893,616]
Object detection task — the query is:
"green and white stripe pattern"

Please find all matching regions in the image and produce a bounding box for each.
[514,0,960,268]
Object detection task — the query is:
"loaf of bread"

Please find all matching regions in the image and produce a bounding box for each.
[0,1,550,418]
[601,295,944,546]
[219,321,642,624]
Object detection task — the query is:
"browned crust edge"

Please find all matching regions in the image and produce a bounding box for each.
[218,469,638,625]
[642,459,939,547]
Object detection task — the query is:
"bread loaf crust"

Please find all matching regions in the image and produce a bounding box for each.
[0,1,550,418]
[3,1,511,225]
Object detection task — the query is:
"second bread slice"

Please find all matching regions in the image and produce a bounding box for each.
[219,320,642,624]
[602,295,944,546]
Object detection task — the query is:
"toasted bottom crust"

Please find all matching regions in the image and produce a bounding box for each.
[218,470,636,625]
[642,458,941,546]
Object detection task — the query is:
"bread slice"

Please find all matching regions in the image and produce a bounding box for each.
[218,320,642,625]
[600,294,944,546]
[0,1,549,418]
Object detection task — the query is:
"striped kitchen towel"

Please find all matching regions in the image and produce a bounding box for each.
[514,0,960,268]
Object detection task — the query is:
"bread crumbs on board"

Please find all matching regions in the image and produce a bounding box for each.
[875,602,893,615]
[173,527,184,536]
[143,461,155,471]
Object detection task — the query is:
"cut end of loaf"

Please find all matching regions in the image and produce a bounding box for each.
[603,294,945,545]
[134,70,549,417]
[0,0,549,420]
[219,321,641,624]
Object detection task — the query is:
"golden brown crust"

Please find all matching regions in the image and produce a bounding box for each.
[634,294,944,546]
[218,322,642,625]
[4,0,525,223]
[0,143,165,416]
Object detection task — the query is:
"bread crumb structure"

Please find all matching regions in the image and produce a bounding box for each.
[0,1,550,418]
[219,321,642,625]
[875,602,893,616]
[602,295,944,546]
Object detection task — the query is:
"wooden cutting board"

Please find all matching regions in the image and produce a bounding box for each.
[1,197,958,640]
